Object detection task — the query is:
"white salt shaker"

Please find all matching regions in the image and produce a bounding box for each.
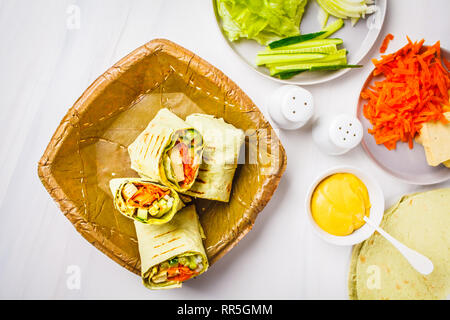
[312,114,363,155]
[267,85,314,130]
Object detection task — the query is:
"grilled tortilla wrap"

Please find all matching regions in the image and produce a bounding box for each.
[128,108,204,193]
[109,178,183,224]
[184,114,244,202]
[348,188,450,300]
[135,205,208,290]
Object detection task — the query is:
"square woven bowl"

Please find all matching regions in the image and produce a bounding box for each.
[38,39,287,274]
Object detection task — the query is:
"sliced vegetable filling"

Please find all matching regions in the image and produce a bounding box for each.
[165,129,203,189]
[121,182,174,221]
[150,254,204,284]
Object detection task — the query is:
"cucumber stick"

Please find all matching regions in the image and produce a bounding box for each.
[272,62,362,77]
[261,50,347,67]
[272,59,347,71]
[269,38,343,51]
[310,64,362,71]
[258,44,338,56]
[269,59,347,75]
[256,53,327,66]
[278,70,306,79]
[310,49,346,62]
[268,31,326,49]
[316,18,344,39]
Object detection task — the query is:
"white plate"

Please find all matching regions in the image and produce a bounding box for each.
[212,0,387,85]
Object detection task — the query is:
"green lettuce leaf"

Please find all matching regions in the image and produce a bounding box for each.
[217,0,308,45]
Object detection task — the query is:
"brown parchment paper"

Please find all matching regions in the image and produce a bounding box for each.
[38,39,287,275]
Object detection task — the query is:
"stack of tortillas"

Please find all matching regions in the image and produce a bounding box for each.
[349,188,450,300]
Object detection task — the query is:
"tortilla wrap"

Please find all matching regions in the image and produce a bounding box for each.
[109,178,183,225]
[135,204,208,290]
[348,188,450,300]
[128,108,204,192]
[184,114,245,202]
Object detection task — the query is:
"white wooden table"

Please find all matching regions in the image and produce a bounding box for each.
[0,0,448,299]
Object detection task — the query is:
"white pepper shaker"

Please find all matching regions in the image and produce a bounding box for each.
[267,85,314,130]
[312,114,363,155]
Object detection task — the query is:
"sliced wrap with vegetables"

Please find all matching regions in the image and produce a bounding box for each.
[184,114,244,202]
[109,178,183,224]
[128,108,204,193]
[135,205,208,290]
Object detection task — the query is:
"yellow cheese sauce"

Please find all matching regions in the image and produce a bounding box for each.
[311,173,371,236]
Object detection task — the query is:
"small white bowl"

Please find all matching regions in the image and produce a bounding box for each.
[305,166,384,246]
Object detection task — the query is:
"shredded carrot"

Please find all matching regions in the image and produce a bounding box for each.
[443,57,450,71]
[167,265,196,282]
[127,183,169,207]
[362,37,450,150]
[380,33,394,54]
[178,142,198,188]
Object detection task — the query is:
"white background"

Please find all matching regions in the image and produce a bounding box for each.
[0,0,448,299]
